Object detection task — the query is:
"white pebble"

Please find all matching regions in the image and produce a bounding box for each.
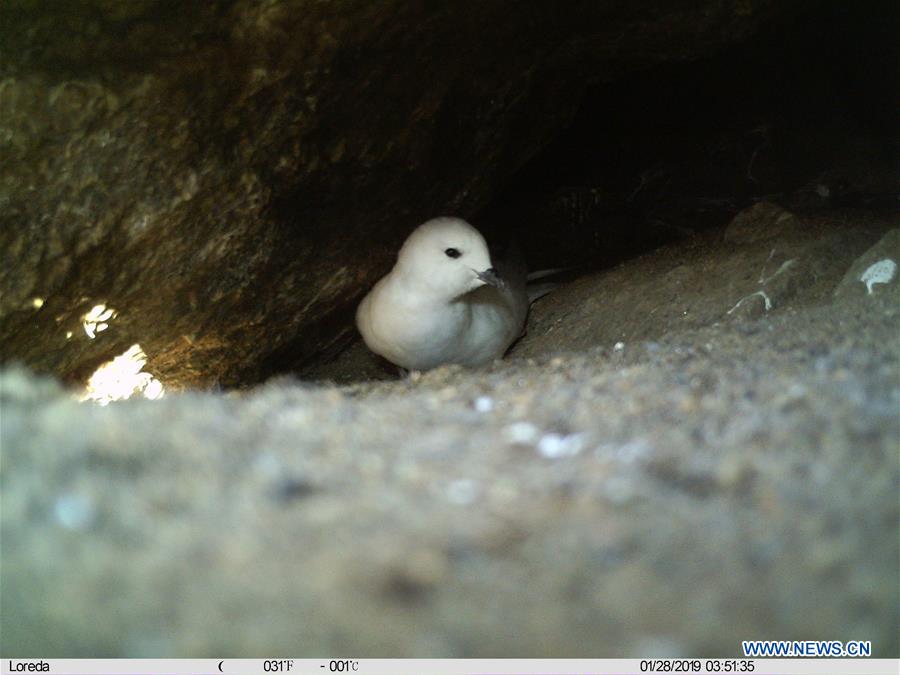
[860,258,897,295]
[474,395,494,413]
[613,342,625,351]
[537,432,585,459]
[503,421,539,445]
[53,494,95,531]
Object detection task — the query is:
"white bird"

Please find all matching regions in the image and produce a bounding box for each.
[356,217,530,371]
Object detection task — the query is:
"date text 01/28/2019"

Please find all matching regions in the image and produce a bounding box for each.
[640,660,755,673]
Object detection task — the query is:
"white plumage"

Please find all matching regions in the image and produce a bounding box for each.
[356,217,529,371]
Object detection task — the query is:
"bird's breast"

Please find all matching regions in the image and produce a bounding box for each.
[359,286,471,370]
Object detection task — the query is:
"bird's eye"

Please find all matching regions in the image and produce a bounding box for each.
[444,248,462,259]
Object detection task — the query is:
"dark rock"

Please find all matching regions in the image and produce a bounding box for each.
[0,0,802,388]
[723,201,800,244]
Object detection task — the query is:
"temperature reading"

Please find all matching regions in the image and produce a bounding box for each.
[327,660,359,672]
[263,660,294,672]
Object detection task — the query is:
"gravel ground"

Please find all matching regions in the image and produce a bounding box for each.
[2,207,898,657]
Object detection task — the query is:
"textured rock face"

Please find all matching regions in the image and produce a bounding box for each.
[0,0,797,388]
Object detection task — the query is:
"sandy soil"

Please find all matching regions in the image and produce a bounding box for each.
[2,205,898,657]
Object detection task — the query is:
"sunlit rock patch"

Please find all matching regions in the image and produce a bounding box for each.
[80,344,165,405]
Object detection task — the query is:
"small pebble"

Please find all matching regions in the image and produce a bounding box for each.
[503,421,539,445]
[537,432,585,458]
[473,395,494,413]
[53,494,95,531]
[613,342,625,351]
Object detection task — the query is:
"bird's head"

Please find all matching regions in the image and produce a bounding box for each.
[394,217,501,299]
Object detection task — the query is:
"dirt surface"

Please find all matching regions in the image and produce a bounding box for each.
[2,207,898,657]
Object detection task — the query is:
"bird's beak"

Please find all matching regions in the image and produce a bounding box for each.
[476,267,504,288]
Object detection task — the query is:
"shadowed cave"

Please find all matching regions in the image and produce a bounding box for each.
[297,0,899,383]
[1,0,898,659]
